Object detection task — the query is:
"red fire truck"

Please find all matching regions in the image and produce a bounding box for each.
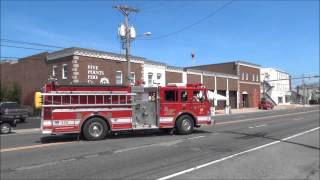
[38,82,214,140]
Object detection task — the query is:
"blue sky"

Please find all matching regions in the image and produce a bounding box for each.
[1,0,319,80]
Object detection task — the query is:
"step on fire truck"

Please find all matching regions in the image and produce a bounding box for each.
[37,82,214,140]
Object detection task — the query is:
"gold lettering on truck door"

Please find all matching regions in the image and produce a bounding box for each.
[164,106,175,116]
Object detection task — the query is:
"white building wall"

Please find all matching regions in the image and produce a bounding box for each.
[261,68,291,105]
[143,63,166,87]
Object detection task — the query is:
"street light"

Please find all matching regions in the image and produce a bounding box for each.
[134,32,152,39]
[143,32,152,36]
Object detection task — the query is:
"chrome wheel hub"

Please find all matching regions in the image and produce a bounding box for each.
[182,119,191,131]
[88,122,103,137]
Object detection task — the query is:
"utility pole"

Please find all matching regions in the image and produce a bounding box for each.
[302,74,305,105]
[114,5,139,86]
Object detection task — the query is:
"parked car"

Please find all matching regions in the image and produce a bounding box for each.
[258,100,274,110]
[0,118,17,134]
[0,102,29,123]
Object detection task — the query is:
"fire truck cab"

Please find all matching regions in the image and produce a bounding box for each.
[39,82,213,140]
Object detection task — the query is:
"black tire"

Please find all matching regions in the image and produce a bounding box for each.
[175,115,194,135]
[1,123,12,134]
[82,117,108,141]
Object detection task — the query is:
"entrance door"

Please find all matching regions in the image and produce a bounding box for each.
[242,94,249,108]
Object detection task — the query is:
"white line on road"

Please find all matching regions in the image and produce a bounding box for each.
[157,126,320,180]
[293,117,305,121]
[186,135,205,140]
[1,128,40,137]
[249,124,266,129]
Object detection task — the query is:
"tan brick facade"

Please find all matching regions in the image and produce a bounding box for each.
[77,56,143,85]
[165,71,183,84]
[203,76,215,90]
[187,74,201,84]
[0,53,49,106]
[216,77,227,90]
[1,48,258,110]
[239,83,260,108]
[187,61,261,108]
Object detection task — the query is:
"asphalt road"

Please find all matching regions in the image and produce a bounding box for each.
[1,106,319,180]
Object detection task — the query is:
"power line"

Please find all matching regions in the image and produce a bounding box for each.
[140,0,236,40]
[0,44,54,51]
[266,75,320,82]
[1,38,65,49]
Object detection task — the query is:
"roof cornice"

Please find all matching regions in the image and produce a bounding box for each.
[47,47,145,63]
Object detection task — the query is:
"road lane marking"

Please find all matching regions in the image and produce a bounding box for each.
[84,154,99,158]
[157,126,320,180]
[1,128,40,137]
[186,135,205,140]
[249,124,266,129]
[1,135,205,154]
[14,128,40,133]
[2,110,316,153]
[216,110,319,125]
[0,142,74,153]
[15,161,60,171]
[114,135,205,153]
[293,117,305,121]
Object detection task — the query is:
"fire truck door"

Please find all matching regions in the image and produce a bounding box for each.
[180,90,190,111]
[132,91,157,128]
[191,90,207,116]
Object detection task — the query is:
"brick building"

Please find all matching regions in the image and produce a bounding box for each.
[0,53,49,106]
[1,47,259,110]
[188,61,261,108]
[1,47,145,107]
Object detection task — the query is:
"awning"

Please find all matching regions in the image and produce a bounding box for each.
[207,90,227,101]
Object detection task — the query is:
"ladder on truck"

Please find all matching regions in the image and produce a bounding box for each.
[41,91,136,107]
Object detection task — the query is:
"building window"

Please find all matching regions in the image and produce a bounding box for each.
[252,74,255,81]
[157,73,161,79]
[148,73,153,86]
[130,72,135,85]
[242,72,245,80]
[285,95,290,103]
[52,66,57,77]
[116,71,122,85]
[246,73,248,80]
[256,74,259,82]
[62,64,68,79]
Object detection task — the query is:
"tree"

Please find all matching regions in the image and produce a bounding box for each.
[0,82,21,103]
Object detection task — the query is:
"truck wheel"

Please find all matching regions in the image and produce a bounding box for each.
[175,115,194,135]
[82,117,108,141]
[1,123,12,134]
